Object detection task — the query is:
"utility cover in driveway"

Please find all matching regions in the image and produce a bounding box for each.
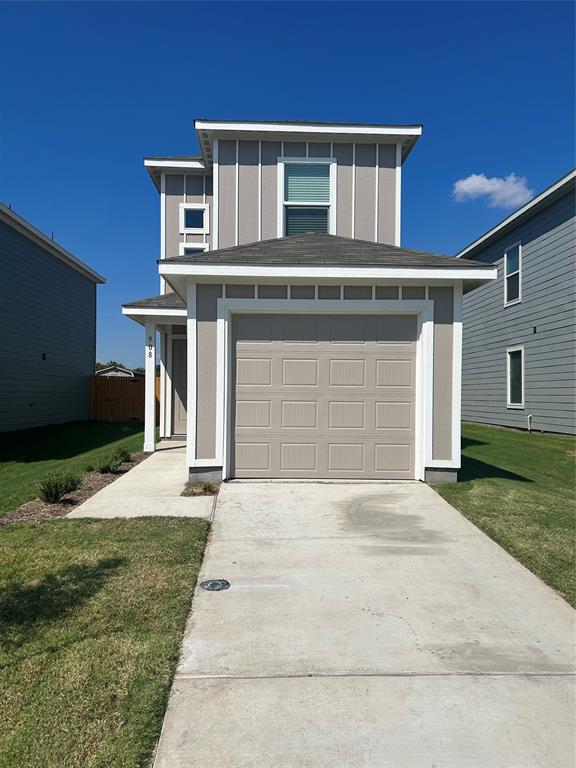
[232,313,417,479]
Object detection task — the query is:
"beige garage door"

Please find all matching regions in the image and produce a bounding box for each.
[232,314,417,480]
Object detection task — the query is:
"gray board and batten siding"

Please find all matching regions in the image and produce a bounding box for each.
[162,140,398,261]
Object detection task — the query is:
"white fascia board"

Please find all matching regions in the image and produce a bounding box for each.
[0,203,105,284]
[122,307,186,316]
[144,159,207,171]
[456,169,576,259]
[195,120,422,139]
[159,262,497,284]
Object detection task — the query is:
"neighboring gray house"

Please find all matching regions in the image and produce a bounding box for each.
[123,118,496,482]
[457,170,575,435]
[0,203,105,432]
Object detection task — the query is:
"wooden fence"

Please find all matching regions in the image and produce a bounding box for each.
[90,376,160,423]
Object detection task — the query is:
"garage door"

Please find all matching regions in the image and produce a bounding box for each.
[232,314,417,479]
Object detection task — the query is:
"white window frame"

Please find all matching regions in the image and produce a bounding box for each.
[277,157,337,237]
[506,345,525,409]
[179,203,210,235]
[178,242,210,256]
[504,242,522,306]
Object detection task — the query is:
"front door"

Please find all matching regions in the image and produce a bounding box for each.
[172,338,187,435]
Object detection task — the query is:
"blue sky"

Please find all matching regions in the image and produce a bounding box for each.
[1,1,574,367]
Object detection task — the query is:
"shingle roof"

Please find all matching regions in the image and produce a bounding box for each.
[123,292,185,309]
[164,233,487,269]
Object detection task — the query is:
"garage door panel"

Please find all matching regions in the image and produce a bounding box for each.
[280,443,317,471]
[375,402,412,430]
[233,314,417,479]
[281,401,318,428]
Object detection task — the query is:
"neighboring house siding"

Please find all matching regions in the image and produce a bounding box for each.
[462,190,576,435]
[0,220,97,431]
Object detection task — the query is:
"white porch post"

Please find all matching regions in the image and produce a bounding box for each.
[143,322,157,453]
[186,283,197,470]
[159,331,166,439]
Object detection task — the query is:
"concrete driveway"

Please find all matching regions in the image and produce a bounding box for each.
[154,482,575,768]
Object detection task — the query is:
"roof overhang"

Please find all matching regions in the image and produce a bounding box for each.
[158,261,497,299]
[122,305,187,327]
[0,203,105,283]
[144,158,207,191]
[195,119,423,166]
[457,169,576,259]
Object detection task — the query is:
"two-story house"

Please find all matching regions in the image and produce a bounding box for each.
[457,169,575,435]
[0,203,105,432]
[123,119,495,482]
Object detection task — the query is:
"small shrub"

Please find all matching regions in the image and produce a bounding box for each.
[39,472,81,504]
[112,446,131,464]
[182,481,220,497]
[96,454,123,474]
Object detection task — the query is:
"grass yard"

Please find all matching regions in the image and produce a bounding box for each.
[0,517,209,768]
[435,423,576,606]
[0,421,145,517]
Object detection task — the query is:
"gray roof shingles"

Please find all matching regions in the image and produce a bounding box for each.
[123,292,185,309]
[164,233,487,269]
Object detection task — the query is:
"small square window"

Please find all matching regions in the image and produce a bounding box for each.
[185,209,204,229]
[179,204,209,234]
[504,244,521,305]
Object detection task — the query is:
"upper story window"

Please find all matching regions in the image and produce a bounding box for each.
[504,243,521,305]
[179,203,209,235]
[279,160,335,237]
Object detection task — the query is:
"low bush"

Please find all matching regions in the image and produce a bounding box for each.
[38,472,81,504]
[96,454,123,474]
[112,446,131,464]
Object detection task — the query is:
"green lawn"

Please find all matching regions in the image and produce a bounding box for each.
[0,518,209,768]
[435,423,576,606]
[0,421,145,516]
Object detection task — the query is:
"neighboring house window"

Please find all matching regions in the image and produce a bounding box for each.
[178,243,209,256]
[280,160,335,236]
[504,243,521,305]
[179,204,209,235]
[507,346,524,408]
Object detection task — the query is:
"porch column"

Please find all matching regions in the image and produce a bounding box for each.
[144,322,157,452]
[159,331,166,439]
[186,283,197,470]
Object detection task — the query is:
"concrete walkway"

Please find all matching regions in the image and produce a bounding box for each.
[154,482,575,768]
[67,442,213,519]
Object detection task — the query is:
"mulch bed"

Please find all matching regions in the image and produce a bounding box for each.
[0,453,148,527]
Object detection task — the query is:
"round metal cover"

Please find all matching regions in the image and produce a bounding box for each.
[200,579,230,592]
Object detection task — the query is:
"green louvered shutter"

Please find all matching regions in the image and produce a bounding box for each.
[285,207,329,235]
[285,164,330,202]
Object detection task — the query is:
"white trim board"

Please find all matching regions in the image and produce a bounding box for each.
[208,298,435,482]
[160,262,497,284]
[195,120,423,139]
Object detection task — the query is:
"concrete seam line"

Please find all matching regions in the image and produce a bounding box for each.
[174,671,576,681]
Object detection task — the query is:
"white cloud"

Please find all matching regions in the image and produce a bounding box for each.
[452,172,534,209]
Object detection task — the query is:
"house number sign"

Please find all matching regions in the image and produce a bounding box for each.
[147,336,153,358]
